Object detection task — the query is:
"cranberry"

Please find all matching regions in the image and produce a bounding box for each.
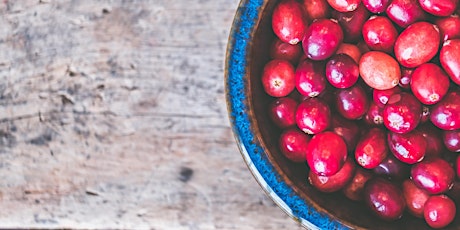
[295,59,327,97]
[362,16,398,53]
[443,129,460,152]
[330,115,360,151]
[364,177,406,221]
[359,51,401,90]
[279,128,311,162]
[373,154,410,181]
[306,131,348,176]
[270,38,303,64]
[327,0,361,12]
[342,168,373,201]
[272,0,307,45]
[410,63,450,105]
[386,0,427,28]
[440,39,460,85]
[332,4,370,43]
[362,0,391,13]
[325,54,359,89]
[402,179,430,218]
[262,59,296,97]
[418,123,445,158]
[394,22,440,68]
[424,195,456,229]
[355,128,388,169]
[335,43,362,63]
[411,157,454,194]
[435,15,460,41]
[296,98,331,134]
[388,130,427,164]
[308,158,356,192]
[420,106,430,124]
[364,102,384,126]
[447,180,460,204]
[373,87,402,108]
[302,19,343,60]
[383,92,422,134]
[457,155,460,178]
[399,67,413,89]
[268,97,298,129]
[419,0,458,16]
[302,0,331,20]
[336,84,369,119]
[430,91,460,130]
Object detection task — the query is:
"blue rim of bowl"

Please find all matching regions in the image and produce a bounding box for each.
[224,0,352,229]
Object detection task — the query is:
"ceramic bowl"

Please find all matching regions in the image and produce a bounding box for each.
[225,0,460,229]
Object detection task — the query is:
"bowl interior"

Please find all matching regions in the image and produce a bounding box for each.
[246,1,460,229]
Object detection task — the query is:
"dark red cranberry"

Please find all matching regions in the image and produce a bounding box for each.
[373,154,410,181]
[295,59,327,97]
[268,97,298,129]
[306,131,348,176]
[327,0,361,12]
[411,157,454,194]
[430,91,460,130]
[362,16,398,53]
[419,0,457,16]
[359,51,401,90]
[262,59,296,97]
[402,179,430,218]
[308,158,356,192]
[272,0,307,45]
[302,0,332,20]
[440,39,460,85]
[447,180,460,204]
[355,128,388,169]
[325,54,359,89]
[373,87,402,108]
[330,115,360,151]
[302,19,343,60]
[394,22,440,68]
[424,195,456,229]
[336,84,369,120]
[420,106,430,123]
[399,67,413,89]
[364,102,384,126]
[386,0,427,28]
[388,130,427,164]
[335,43,361,63]
[279,128,311,162]
[443,129,460,152]
[418,123,445,158]
[364,177,406,221]
[410,63,450,105]
[383,92,422,134]
[270,38,303,64]
[362,0,391,13]
[435,15,460,42]
[332,4,370,43]
[343,168,373,201]
[296,98,331,134]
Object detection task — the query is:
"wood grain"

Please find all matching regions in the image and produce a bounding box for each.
[0,0,304,229]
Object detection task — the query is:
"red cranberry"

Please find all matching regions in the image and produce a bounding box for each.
[394,22,440,68]
[411,157,454,194]
[418,123,445,158]
[388,130,427,164]
[335,43,362,63]
[308,158,356,192]
[295,59,327,97]
[272,0,307,45]
[386,0,427,28]
[362,16,398,53]
[355,128,388,169]
[435,15,460,41]
[306,131,348,176]
[362,0,391,13]
[420,106,430,123]
[343,168,373,201]
[262,59,296,97]
[419,0,458,16]
[327,0,361,12]
[383,92,422,134]
[373,87,402,108]
[402,179,430,218]
[410,63,450,105]
[330,115,360,151]
[364,177,406,221]
[424,195,456,229]
[332,4,370,43]
[373,154,410,181]
[268,97,298,129]
[364,102,384,126]
[443,129,460,152]
[279,128,311,162]
[399,67,413,89]
[457,155,460,178]
[325,54,359,89]
[359,51,401,90]
[440,39,460,85]
[270,38,303,64]
[430,91,460,130]
[302,0,332,20]
[335,84,369,120]
[302,19,343,60]
[296,98,331,134]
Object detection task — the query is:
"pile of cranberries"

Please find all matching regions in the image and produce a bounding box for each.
[263,0,460,228]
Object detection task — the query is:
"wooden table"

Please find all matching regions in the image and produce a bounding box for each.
[0,1,304,229]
